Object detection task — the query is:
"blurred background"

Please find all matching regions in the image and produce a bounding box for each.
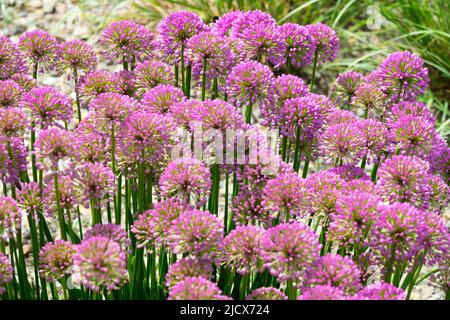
[1,0,448,141]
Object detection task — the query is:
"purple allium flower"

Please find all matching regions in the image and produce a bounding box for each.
[43,172,79,215]
[85,224,130,251]
[159,157,211,206]
[319,122,365,165]
[356,119,388,163]
[429,175,450,213]
[17,182,42,217]
[167,209,223,259]
[329,165,370,181]
[0,107,29,139]
[226,60,274,115]
[0,252,12,294]
[0,196,21,240]
[22,86,73,128]
[388,115,436,157]
[74,131,109,163]
[262,172,309,220]
[18,29,58,71]
[305,171,344,215]
[212,11,243,37]
[89,92,138,129]
[298,285,346,300]
[73,236,128,292]
[0,79,24,108]
[277,96,324,141]
[141,84,185,114]
[39,240,76,281]
[428,141,450,184]
[279,23,314,67]
[220,225,265,275]
[185,31,235,82]
[353,282,405,300]
[332,71,364,104]
[323,109,357,128]
[157,11,208,62]
[232,190,267,227]
[168,276,229,300]
[264,74,309,127]
[0,136,27,184]
[78,70,116,104]
[0,36,27,79]
[246,287,288,300]
[119,110,176,164]
[197,99,245,131]
[304,253,362,293]
[377,155,432,209]
[377,51,429,100]
[113,70,136,98]
[134,60,174,94]
[262,222,320,284]
[11,73,37,92]
[305,23,340,63]
[132,198,187,248]
[389,101,434,124]
[34,127,77,171]
[100,20,155,64]
[58,39,97,76]
[73,162,115,208]
[169,99,204,129]
[351,81,388,116]
[165,257,213,288]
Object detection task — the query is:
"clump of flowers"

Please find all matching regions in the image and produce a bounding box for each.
[18,29,58,72]
[58,39,97,76]
[0,196,22,240]
[0,36,27,79]
[39,240,76,281]
[0,253,13,294]
[168,276,229,300]
[165,257,213,288]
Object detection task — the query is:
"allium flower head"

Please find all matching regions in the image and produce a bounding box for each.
[263,222,320,283]
[389,101,434,124]
[429,175,450,213]
[0,36,27,79]
[0,196,22,240]
[377,155,431,209]
[198,99,245,131]
[304,253,362,293]
[357,119,388,163]
[0,80,23,108]
[89,92,138,128]
[165,257,213,288]
[85,224,130,251]
[74,131,109,163]
[157,11,208,61]
[351,81,388,116]
[18,29,58,71]
[73,236,128,292]
[220,225,265,275]
[298,285,346,300]
[168,276,229,300]
[0,136,27,184]
[279,23,314,67]
[79,70,116,104]
[169,99,204,129]
[167,209,223,259]
[332,71,364,104]
[377,51,429,100]
[11,73,36,92]
[226,60,274,109]
[100,20,155,64]
[323,109,357,128]
[0,107,28,138]
[141,84,185,114]
[39,240,76,281]
[132,198,187,248]
[58,39,97,76]
[22,86,73,128]
[319,122,365,165]
[353,282,405,300]
[159,157,211,206]
[305,171,344,215]
[34,127,77,171]
[73,162,115,208]
[43,172,79,215]
[305,23,340,63]
[17,182,42,218]
[246,287,288,300]
[113,70,136,97]
[134,60,174,94]
[212,11,243,37]
[0,253,12,294]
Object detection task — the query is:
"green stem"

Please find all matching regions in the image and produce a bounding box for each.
[201,57,207,101]
[74,68,82,123]
[54,174,67,240]
[302,160,310,178]
[292,126,302,172]
[310,50,318,92]
[245,102,253,124]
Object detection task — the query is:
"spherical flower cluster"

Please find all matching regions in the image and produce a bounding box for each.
[0,253,12,294]
[0,36,27,79]
[89,92,138,128]
[100,20,155,64]
[168,276,229,300]
[351,81,388,116]
[43,172,79,215]
[197,99,245,131]
[167,209,223,259]
[78,70,116,104]
[298,285,346,300]
[305,171,344,215]
[18,29,58,71]
[279,23,314,67]
[332,71,364,104]
[357,119,388,163]
[17,182,42,217]
[22,86,73,128]
[134,60,174,94]
[58,39,97,76]
[0,196,22,240]
[263,222,320,283]
[353,282,405,300]
[212,11,243,37]
[220,225,265,275]
[159,157,211,206]
[39,240,76,281]
[169,99,204,129]
[389,100,434,123]
[73,236,128,292]
[11,73,36,92]
[305,23,340,63]
[246,287,288,300]
[0,107,29,139]
[132,198,187,248]
[141,84,185,114]
[165,257,213,288]
[0,136,27,184]
[74,131,109,163]
[85,223,130,251]
[113,70,136,97]
[0,80,24,108]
